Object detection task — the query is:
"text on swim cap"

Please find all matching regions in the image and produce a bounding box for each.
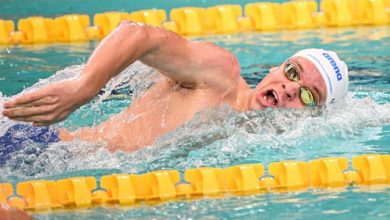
[322,53,342,81]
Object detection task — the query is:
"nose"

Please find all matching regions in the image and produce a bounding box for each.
[281,81,300,102]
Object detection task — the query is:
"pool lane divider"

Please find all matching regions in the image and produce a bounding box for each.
[1,0,390,45]
[1,154,390,212]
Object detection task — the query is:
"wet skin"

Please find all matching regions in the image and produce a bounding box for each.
[2,21,326,152]
[60,57,326,151]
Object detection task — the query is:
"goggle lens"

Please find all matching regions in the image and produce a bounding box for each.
[284,63,317,106]
[300,87,316,106]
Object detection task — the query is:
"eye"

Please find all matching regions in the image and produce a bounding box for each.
[285,63,299,81]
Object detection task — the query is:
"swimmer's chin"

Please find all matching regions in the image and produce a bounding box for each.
[248,99,266,111]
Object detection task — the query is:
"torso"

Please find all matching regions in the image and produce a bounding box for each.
[73,77,247,151]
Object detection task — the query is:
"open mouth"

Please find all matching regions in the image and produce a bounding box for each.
[263,89,278,107]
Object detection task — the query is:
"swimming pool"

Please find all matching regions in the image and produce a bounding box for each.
[1,9,390,220]
[1,26,390,219]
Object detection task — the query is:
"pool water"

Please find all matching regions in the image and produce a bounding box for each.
[1,26,390,219]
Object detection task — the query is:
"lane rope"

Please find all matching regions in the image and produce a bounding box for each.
[1,154,389,211]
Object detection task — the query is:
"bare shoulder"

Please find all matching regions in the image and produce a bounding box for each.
[189,41,240,74]
[185,41,241,94]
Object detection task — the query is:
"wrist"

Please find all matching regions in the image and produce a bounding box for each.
[76,77,101,102]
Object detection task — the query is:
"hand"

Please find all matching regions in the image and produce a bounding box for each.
[2,79,95,126]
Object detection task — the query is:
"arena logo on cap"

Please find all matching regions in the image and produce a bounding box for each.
[322,53,342,81]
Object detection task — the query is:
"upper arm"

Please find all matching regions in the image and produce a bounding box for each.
[80,21,241,97]
[139,26,241,93]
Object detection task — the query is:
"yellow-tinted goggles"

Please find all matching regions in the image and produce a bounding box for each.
[284,62,316,106]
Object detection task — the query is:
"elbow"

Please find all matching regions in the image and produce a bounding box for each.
[117,20,141,30]
[116,20,149,40]
[118,20,132,28]
[115,20,151,52]
[117,20,172,49]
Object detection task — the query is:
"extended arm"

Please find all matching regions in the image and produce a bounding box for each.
[81,21,240,92]
[2,21,240,125]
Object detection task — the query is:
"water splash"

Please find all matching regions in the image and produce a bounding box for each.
[19,60,159,103]
[1,62,390,181]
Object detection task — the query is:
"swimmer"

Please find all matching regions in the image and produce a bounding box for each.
[1,21,349,161]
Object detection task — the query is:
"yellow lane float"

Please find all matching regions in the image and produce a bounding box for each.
[1,154,390,212]
[1,0,389,45]
[245,2,280,31]
[55,14,90,42]
[0,19,14,44]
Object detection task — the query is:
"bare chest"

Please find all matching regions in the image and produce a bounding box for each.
[98,81,223,150]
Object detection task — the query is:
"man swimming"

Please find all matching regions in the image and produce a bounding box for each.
[1,21,349,162]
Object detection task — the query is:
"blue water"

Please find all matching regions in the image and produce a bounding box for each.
[1,25,390,219]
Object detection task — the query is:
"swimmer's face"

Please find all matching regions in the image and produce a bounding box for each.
[250,56,327,110]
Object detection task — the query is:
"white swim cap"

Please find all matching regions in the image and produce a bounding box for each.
[292,48,349,104]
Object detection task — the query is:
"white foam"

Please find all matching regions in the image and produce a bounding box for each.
[1,63,390,180]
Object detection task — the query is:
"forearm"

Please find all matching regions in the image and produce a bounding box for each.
[79,21,158,98]
[2,21,190,125]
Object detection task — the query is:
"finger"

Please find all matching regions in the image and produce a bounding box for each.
[4,96,58,111]
[11,114,55,124]
[4,90,48,108]
[2,104,56,118]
